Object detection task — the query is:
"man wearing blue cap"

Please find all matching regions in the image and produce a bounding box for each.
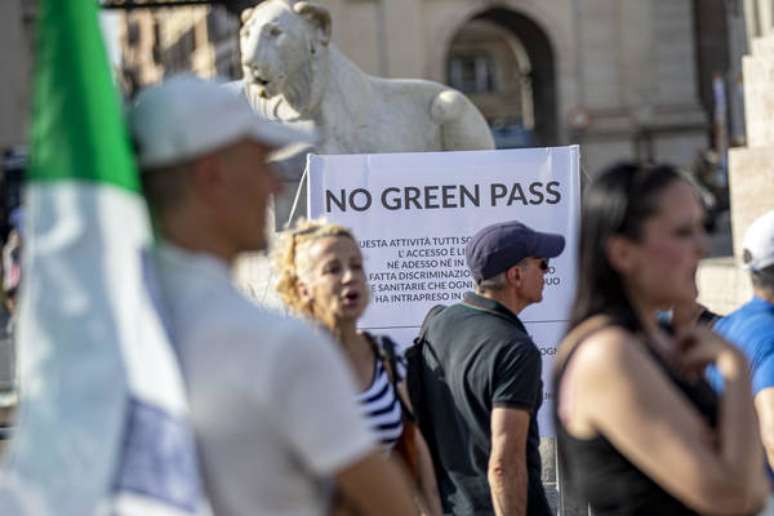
[415,220,564,516]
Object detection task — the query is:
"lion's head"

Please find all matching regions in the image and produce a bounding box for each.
[240,0,331,118]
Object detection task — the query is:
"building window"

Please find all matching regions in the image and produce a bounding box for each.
[163,28,195,74]
[448,53,497,94]
[152,21,162,64]
[215,52,241,80]
[127,20,140,47]
[229,59,242,80]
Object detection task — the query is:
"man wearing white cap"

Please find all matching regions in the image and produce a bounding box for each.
[129,75,417,516]
[714,210,774,497]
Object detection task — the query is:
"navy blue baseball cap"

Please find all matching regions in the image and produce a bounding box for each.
[466,221,566,282]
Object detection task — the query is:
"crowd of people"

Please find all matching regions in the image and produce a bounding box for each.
[3,73,774,516]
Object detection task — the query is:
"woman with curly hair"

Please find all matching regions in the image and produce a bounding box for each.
[554,162,768,515]
[274,219,441,516]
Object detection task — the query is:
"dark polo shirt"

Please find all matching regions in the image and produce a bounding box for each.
[420,291,550,515]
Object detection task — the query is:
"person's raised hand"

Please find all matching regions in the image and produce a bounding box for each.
[676,326,744,381]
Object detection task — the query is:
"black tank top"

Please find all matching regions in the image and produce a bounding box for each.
[554,324,719,516]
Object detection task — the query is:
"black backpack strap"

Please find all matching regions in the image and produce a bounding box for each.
[379,336,401,384]
[406,306,445,420]
[415,304,446,347]
[406,303,446,417]
[377,336,415,421]
[405,304,446,477]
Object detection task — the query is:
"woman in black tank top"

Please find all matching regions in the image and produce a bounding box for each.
[554,163,767,515]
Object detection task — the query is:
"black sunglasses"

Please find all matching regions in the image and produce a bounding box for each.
[537,258,549,272]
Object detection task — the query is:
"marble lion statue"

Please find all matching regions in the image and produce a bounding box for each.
[239,0,495,154]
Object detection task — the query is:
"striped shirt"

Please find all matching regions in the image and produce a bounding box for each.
[355,335,407,449]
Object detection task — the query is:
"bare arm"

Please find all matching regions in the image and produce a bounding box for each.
[335,451,420,516]
[488,407,530,516]
[562,327,767,514]
[755,387,774,469]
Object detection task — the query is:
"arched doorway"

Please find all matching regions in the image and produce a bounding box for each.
[446,8,557,147]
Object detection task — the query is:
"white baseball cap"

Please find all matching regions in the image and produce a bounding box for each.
[742,210,774,272]
[129,74,315,169]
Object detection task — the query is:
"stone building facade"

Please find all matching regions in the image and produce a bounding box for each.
[119,0,744,176]
[0,0,36,152]
[119,4,241,96]
[327,0,718,175]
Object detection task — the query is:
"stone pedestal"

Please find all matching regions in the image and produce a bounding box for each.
[697,256,754,314]
[740,39,774,148]
[728,147,774,255]
[698,30,774,312]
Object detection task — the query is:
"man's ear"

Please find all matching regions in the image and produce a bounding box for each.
[296,278,312,305]
[606,236,636,275]
[293,2,332,46]
[189,153,224,202]
[504,264,522,288]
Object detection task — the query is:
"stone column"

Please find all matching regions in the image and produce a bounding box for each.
[729,35,774,255]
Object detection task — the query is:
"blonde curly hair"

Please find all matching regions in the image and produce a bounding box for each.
[273,218,358,318]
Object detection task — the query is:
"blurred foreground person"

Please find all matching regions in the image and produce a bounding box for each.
[274,219,442,516]
[713,210,774,511]
[414,220,563,515]
[554,162,767,515]
[130,76,418,516]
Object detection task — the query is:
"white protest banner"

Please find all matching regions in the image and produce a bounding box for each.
[307,147,580,436]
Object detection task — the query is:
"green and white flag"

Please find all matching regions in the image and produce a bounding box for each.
[0,1,200,514]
